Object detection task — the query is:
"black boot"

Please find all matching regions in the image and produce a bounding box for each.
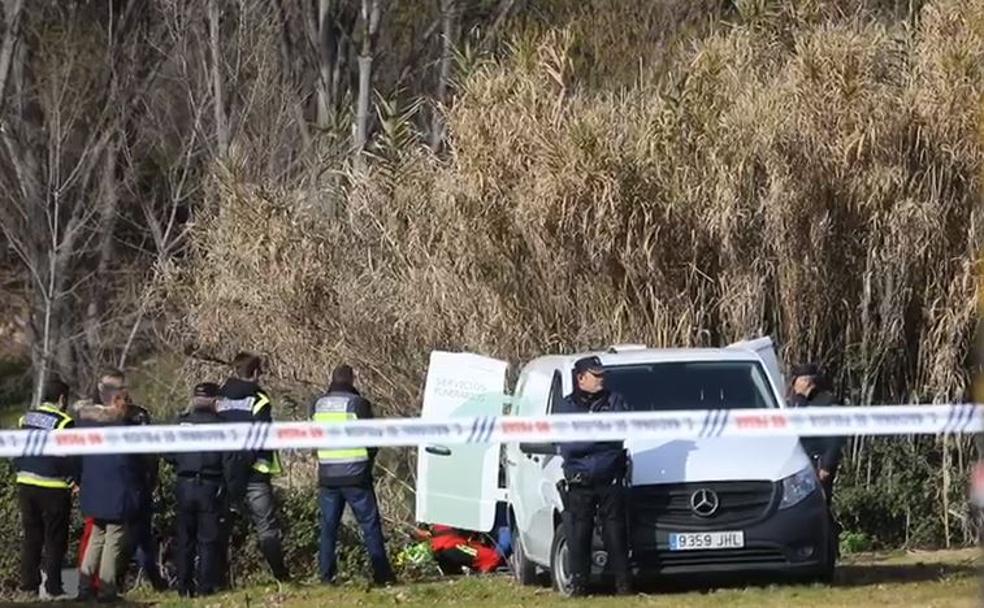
[260,538,290,582]
[614,576,633,596]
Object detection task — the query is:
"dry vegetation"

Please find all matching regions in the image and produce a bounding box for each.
[163,0,984,545]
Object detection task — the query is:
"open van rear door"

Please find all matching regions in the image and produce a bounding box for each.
[726,336,785,398]
[415,351,508,532]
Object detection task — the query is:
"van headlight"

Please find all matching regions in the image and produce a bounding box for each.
[779,466,818,510]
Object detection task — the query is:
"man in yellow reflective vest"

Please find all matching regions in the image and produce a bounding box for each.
[13,378,79,600]
[312,364,394,585]
[217,352,290,583]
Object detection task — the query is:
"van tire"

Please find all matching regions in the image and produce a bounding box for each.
[511,528,538,586]
[549,523,575,596]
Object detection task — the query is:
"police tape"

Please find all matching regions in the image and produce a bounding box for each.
[1,404,981,458]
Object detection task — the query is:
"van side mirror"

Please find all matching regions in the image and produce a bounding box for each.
[519,442,558,456]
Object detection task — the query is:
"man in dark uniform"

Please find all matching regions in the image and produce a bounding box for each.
[788,363,845,505]
[311,364,395,585]
[13,378,78,600]
[217,352,290,583]
[166,383,245,598]
[554,356,631,597]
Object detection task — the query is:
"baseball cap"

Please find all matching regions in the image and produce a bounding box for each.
[193,382,221,398]
[790,363,820,378]
[573,356,605,376]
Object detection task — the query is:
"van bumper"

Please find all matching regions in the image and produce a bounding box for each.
[627,488,833,578]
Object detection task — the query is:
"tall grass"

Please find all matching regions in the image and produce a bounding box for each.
[168,0,983,546]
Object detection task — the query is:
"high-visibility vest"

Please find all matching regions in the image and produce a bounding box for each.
[312,392,369,483]
[15,404,74,489]
[313,395,369,463]
[217,391,283,475]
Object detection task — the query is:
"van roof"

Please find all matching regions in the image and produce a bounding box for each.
[523,347,761,374]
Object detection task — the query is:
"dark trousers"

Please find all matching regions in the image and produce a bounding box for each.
[564,482,629,587]
[126,501,159,582]
[175,479,225,596]
[244,480,289,581]
[318,484,394,584]
[18,484,71,595]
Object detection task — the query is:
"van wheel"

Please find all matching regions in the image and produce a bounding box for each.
[511,528,538,586]
[549,524,575,596]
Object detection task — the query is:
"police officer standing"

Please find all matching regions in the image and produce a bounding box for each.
[14,378,78,600]
[312,364,395,585]
[554,356,631,597]
[788,363,845,505]
[166,383,244,598]
[217,352,290,583]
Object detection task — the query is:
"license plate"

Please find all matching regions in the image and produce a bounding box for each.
[668,531,745,551]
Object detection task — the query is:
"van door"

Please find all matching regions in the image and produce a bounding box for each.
[509,367,565,565]
[726,336,785,400]
[415,351,508,532]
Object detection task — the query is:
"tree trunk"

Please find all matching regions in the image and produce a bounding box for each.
[430,0,458,151]
[270,0,313,149]
[209,0,229,157]
[84,140,120,356]
[353,0,382,159]
[315,0,337,128]
[0,0,25,106]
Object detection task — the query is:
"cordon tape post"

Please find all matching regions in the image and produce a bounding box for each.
[0,404,981,458]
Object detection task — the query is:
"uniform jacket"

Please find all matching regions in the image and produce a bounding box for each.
[554,389,629,483]
[166,407,247,502]
[217,377,279,482]
[791,390,845,472]
[310,384,376,487]
[13,403,79,489]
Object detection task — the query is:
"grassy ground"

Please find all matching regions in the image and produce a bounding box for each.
[10,548,977,608]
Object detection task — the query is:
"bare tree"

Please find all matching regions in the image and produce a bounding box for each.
[430,0,459,151]
[354,0,382,159]
[209,0,230,158]
[0,0,25,104]
[0,1,167,401]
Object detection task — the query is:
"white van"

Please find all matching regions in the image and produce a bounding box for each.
[415,338,835,593]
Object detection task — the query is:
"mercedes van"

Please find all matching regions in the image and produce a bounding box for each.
[415,338,835,593]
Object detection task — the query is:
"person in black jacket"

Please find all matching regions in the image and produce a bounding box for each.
[216,352,290,583]
[553,356,631,597]
[13,378,78,600]
[788,363,845,505]
[166,383,243,597]
[311,364,394,585]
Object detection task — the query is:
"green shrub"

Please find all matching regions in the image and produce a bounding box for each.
[839,530,874,555]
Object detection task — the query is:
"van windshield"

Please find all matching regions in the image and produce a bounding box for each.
[602,361,779,411]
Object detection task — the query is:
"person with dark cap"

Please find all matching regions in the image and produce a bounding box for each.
[13,378,78,600]
[216,352,290,583]
[311,364,395,586]
[553,356,631,597]
[788,363,845,505]
[165,383,246,598]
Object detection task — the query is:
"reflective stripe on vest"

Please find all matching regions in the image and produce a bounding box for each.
[16,471,71,489]
[19,404,72,431]
[313,410,369,463]
[252,452,283,475]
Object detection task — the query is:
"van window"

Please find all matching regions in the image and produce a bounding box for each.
[602,361,779,411]
[547,371,564,413]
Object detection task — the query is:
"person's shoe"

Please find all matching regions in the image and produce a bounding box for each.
[148,571,169,592]
[40,586,69,601]
[614,578,633,596]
